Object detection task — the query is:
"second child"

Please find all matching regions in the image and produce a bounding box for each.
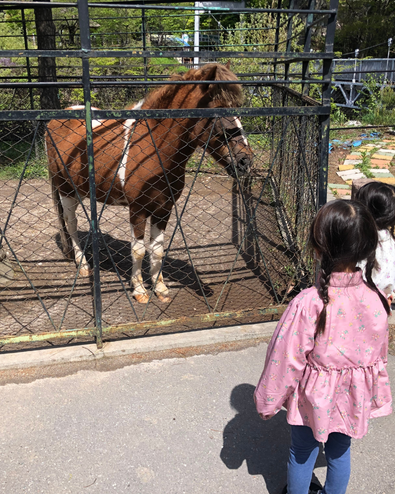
[355,181,395,303]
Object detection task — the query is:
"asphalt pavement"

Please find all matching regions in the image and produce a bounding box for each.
[0,330,393,494]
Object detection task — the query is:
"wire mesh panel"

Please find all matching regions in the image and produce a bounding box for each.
[0,0,339,349]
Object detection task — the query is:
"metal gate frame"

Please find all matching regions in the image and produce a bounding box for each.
[0,0,339,349]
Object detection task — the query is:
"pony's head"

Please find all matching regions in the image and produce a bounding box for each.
[143,62,253,178]
[188,63,253,178]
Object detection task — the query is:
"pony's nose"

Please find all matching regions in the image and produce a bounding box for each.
[237,156,252,174]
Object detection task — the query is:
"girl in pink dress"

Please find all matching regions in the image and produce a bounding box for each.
[254,200,392,494]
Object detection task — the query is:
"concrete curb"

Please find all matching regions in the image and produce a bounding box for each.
[0,321,278,371]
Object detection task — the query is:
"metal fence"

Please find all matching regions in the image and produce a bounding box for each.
[332,58,395,84]
[331,58,395,109]
[0,0,338,350]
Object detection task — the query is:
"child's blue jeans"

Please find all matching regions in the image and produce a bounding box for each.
[287,425,351,494]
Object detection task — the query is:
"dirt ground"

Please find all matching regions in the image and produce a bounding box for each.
[0,174,298,350]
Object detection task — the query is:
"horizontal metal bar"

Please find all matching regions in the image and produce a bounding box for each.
[0,305,287,347]
[0,49,335,60]
[0,2,337,14]
[0,106,330,121]
[333,69,395,75]
[333,103,360,109]
[0,78,330,89]
[0,82,83,88]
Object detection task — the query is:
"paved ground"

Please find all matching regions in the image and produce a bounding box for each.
[0,334,393,494]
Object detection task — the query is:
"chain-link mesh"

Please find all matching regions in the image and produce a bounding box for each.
[0,1,337,349]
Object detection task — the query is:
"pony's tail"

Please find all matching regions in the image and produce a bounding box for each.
[48,167,74,260]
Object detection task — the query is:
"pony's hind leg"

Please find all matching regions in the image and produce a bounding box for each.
[130,221,150,304]
[149,216,171,303]
[60,194,92,277]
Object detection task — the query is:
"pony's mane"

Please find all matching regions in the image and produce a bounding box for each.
[142,63,243,110]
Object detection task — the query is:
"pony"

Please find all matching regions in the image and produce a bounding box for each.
[46,62,253,304]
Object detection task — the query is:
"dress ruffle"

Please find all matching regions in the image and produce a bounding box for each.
[285,358,392,441]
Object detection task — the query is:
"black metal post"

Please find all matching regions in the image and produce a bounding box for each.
[273,0,282,79]
[318,0,339,208]
[21,8,34,110]
[142,7,148,89]
[77,0,103,348]
[302,0,315,96]
[284,0,294,81]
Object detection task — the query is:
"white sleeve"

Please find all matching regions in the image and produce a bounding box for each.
[372,230,395,295]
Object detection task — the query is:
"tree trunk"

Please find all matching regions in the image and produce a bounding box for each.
[34,1,60,110]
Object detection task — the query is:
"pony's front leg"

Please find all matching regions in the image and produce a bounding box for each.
[130,220,150,304]
[149,219,171,303]
[60,195,91,277]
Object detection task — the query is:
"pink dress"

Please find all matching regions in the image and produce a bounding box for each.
[254,271,392,442]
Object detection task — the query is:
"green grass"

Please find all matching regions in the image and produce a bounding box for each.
[0,141,48,180]
[355,150,374,179]
[361,107,395,126]
[248,134,271,149]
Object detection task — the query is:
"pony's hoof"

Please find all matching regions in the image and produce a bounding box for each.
[156,292,171,303]
[134,293,150,304]
[79,267,92,277]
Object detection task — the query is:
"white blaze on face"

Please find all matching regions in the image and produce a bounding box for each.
[222,116,249,147]
[233,117,249,146]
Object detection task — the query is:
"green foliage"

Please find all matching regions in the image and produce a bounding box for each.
[381,86,395,110]
[0,141,48,180]
[0,11,25,50]
[220,12,303,71]
[355,151,374,178]
[335,0,395,57]
[357,77,395,126]
[330,100,347,126]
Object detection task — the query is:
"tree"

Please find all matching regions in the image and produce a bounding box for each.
[33,0,60,110]
[334,0,395,58]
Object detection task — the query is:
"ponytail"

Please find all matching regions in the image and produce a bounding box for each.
[316,259,333,335]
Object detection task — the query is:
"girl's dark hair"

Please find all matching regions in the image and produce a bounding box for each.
[355,181,395,232]
[310,199,390,335]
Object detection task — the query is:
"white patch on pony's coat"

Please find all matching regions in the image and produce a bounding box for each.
[118,99,145,188]
[59,195,90,273]
[149,224,168,295]
[130,224,147,296]
[119,119,136,187]
[68,105,102,129]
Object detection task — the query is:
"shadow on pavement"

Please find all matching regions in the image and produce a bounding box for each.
[220,383,326,494]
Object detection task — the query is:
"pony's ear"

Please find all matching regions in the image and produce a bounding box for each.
[225,60,231,69]
[202,65,218,82]
[199,64,218,92]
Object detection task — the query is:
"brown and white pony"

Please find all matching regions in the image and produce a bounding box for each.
[46,62,253,303]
